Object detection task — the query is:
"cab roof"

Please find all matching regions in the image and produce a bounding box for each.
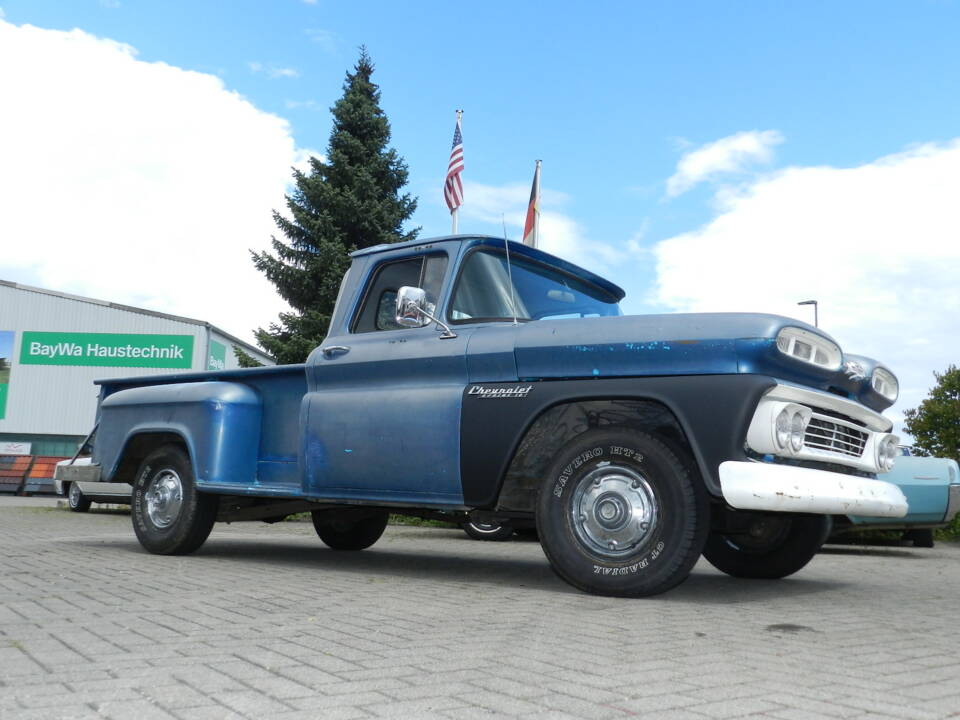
[350,234,626,302]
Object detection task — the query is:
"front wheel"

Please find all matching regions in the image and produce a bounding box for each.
[537,429,709,598]
[312,508,389,550]
[132,445,217,555]
[703,514,831,579]
[67,482,92,513]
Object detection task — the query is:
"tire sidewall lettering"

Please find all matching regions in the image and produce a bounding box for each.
[551,441,669,575]
[553,446,604,498]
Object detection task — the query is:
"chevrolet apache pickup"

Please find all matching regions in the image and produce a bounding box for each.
[58,235,908,596]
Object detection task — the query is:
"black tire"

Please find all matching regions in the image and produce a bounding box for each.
[905,529,935,548]
[461,521,515,541]
[515,527,540,540]
[67,482,92,513]
[703,514,831,579]
[132,445,217,555]
[311,508,389,550]
[536,429,709,598]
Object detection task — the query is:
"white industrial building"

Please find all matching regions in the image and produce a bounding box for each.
[0,279,274,456]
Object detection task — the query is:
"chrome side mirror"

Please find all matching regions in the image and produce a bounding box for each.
[395,286,457,339]
[396,286,430,328]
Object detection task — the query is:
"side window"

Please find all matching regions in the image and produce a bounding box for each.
[352,255,448,333]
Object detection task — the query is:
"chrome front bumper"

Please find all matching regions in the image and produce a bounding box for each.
[719,460,908,517]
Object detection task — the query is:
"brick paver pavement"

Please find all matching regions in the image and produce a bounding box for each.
[1,501,958,719]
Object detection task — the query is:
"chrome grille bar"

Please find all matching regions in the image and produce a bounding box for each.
[804,414,868,458]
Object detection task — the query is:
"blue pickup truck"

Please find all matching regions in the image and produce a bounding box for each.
[60,235,908,597]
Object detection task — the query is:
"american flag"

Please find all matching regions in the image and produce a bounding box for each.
[444,115,464,212]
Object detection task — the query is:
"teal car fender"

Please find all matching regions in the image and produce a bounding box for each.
[847,454,959,528]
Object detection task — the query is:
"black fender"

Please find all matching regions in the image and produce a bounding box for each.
[459,374,776,507]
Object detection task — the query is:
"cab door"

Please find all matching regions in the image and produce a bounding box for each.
[302,252,472,506]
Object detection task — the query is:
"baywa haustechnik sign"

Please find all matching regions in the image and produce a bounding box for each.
[20,332,194,369]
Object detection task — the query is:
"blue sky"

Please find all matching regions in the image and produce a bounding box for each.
[7,0,959,263]
[1,1,958,427]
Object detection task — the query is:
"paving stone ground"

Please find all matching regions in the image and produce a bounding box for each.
[1,500,958,720]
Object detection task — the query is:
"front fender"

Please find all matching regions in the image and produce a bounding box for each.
[96,381,262,487]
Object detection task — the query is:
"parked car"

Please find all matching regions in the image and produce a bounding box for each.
[57,234,907,597]
[55,457,132,512]
[831,448,959,547]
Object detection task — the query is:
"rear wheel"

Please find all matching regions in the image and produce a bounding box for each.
[703,513,830,579]
[67,482,92,513]
[461,521,514,541]
[905,529,935,548]
[536,429,709,597]
[311,508,389,550]
[132,445,217,555]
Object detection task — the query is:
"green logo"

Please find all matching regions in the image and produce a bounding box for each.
[208,341,227,371]
[20,332,194,368]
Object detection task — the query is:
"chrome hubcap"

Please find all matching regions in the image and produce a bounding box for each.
[69,482,81,505]
[145,470,183,529]
[571,462,658,557]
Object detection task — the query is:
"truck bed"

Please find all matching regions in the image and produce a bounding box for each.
[95,365,308,494]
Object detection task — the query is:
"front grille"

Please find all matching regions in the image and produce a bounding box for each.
[804,414,868,458]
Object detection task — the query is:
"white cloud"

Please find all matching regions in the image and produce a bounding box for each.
[269,67,299,79]
[285,99,321,111]
[0,19,308,344]
[666,130,783,197]
[653,139,960,433]
[305,28,337,54]
[248,61,299,79]
[458,180,624,274]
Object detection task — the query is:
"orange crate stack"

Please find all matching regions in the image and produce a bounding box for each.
[0,455,34,494]
[23,456,70,495]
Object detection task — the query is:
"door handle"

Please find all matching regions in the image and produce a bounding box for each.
[321,345,350,357]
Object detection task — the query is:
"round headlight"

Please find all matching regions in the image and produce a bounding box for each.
[877,436,898,472]
[886,439,898,466]
[775,409,790,449]
[789,412,806,453]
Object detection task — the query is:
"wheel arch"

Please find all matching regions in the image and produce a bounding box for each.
[110,430,193,484]
[459,375,776,511]
[495,398,699,514]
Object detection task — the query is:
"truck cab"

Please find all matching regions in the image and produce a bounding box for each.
[64,235,908,597]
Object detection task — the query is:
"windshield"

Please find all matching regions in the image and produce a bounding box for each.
[449,249,621,323]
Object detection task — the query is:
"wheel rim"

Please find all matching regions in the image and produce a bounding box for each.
[570,462,659,557]
[469,522,505,534]
[69,482,81,506]
[145,469,183,529]
[726,516,791,553]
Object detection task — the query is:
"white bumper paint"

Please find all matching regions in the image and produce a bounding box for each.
[719,461,908,518]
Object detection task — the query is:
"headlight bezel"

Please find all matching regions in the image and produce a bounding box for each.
[775,327,843,371]
[871,367,899,404]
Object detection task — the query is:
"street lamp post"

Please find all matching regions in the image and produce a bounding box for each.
[798,300,818,327]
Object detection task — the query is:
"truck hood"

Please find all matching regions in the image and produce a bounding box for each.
[511,312,896,412]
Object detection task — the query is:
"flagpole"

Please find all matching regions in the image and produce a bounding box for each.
[451,109,463,234]
[533,159,541,248]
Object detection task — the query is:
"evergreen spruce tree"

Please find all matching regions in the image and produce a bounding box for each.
[246,48,418,365]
